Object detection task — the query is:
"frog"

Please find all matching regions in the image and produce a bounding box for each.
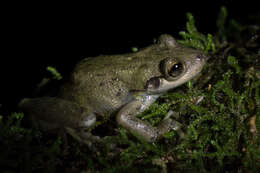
[19,34,208,144]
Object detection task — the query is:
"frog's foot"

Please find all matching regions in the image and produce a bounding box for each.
[159,110,184,139]
[65,127,104,150]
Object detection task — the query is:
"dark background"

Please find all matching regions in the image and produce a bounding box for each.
[1,1,259,115]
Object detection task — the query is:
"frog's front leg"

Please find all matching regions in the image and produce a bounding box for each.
[116,95,181,142]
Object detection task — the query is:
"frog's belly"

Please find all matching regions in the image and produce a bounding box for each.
[85,88,133,114]
[60,84,133,115]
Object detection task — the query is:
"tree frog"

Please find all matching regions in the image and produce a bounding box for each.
[19,34,207,143]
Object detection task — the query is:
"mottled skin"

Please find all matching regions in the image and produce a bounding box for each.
[19,35,207,142]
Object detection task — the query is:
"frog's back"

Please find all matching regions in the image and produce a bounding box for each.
[59,45,174,114]
[60,54,144,114]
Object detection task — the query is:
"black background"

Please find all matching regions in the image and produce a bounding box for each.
[1,1,259,115]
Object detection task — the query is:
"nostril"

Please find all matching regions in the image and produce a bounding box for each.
[196,54,208,61]
[196,54,203,60]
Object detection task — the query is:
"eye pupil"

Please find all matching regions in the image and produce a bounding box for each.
[169,63,183,77]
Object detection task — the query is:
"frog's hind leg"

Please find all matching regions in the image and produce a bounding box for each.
[19,97,96,129]
[19,97,100,147]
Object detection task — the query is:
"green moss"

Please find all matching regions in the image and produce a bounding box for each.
[216,6,228,41]
[178,13,216,54]
[254,80,260,144]
[227,55,241,74]
[0,112,64,172]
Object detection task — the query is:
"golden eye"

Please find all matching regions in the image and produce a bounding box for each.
[160,57,184,81]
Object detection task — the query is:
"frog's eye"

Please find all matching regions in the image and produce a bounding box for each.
[160,58,184,81]
[168,62,183,78]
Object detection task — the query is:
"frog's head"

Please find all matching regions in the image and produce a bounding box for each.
[146,35,208,94]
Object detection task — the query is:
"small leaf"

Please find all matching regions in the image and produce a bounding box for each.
[46,66,62,80]
[227,56,241,74]
[131,47,138,52]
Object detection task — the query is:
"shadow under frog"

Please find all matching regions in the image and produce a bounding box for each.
[19,34,208,144]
